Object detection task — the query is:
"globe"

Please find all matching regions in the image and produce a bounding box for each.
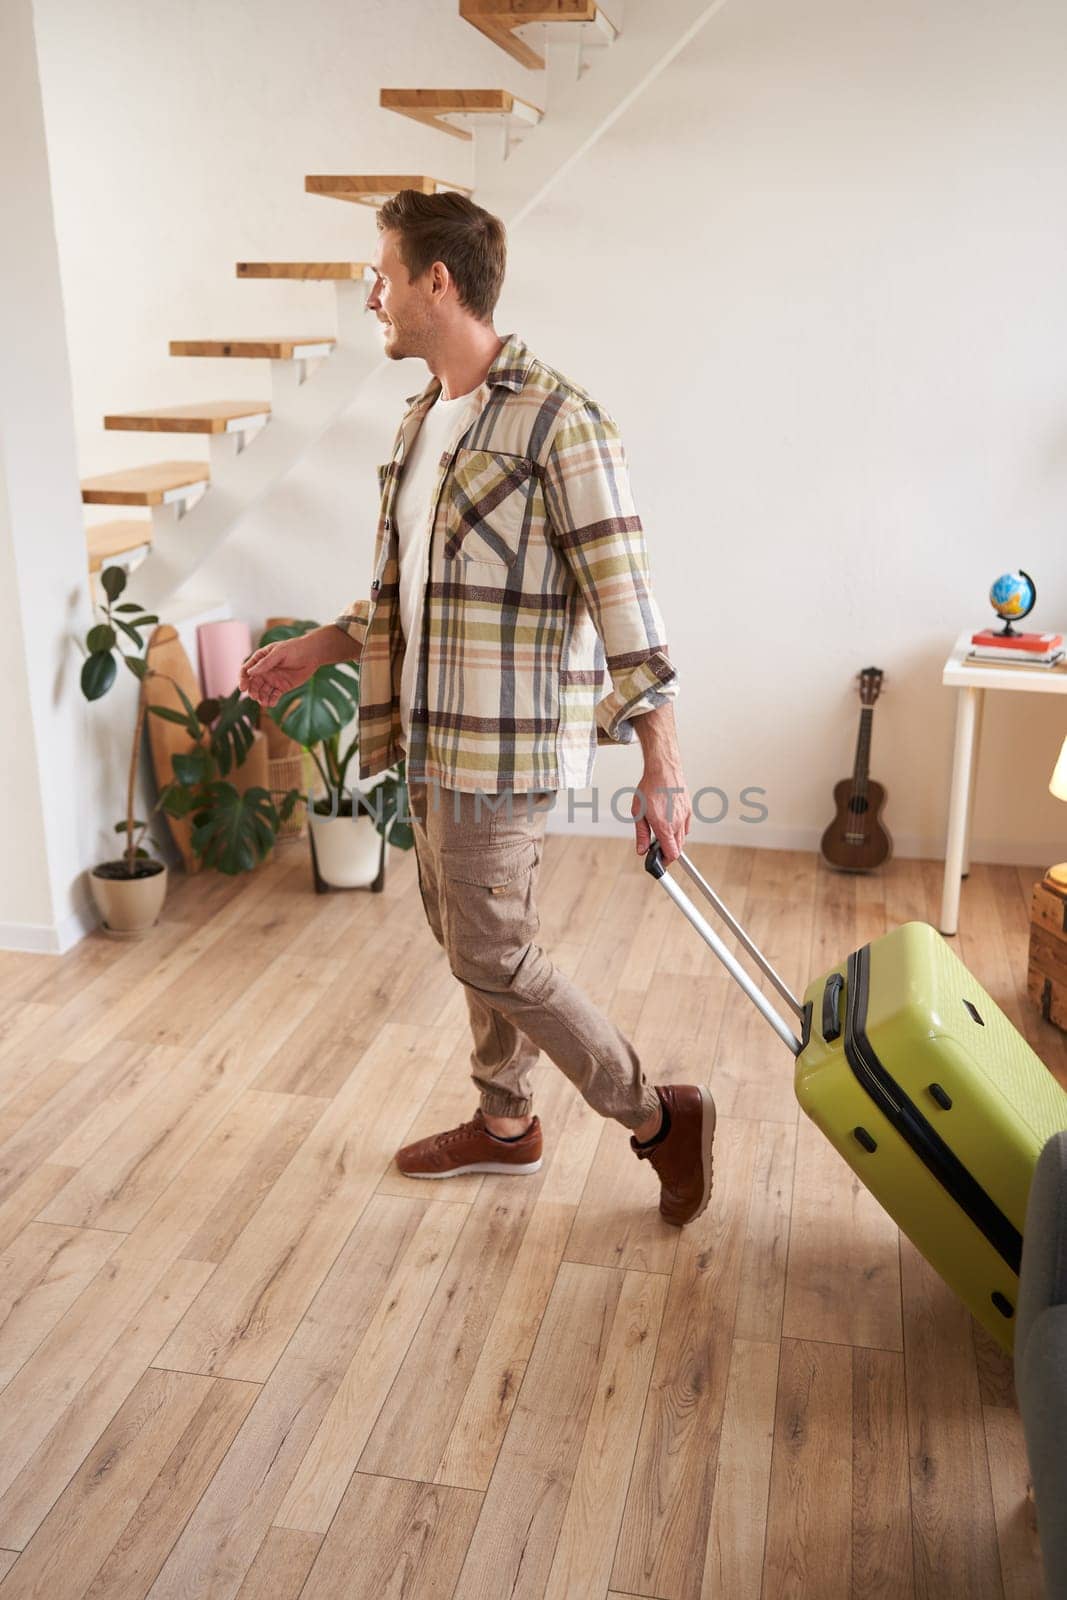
[989,569,1036,633]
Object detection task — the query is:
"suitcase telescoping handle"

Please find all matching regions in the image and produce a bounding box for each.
[644,839,807,1057]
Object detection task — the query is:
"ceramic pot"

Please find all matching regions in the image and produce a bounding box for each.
[89,859,168,935]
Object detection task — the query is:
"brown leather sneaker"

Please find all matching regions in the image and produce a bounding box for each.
[630,1084,716,1226]
[395,1107,543,1179]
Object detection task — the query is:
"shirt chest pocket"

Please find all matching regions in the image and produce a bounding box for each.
[443,448,535,568]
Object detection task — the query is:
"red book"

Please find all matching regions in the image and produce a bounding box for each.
[970,628,1064,653]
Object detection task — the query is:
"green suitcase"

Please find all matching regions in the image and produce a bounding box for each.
[644,843,1067,1352]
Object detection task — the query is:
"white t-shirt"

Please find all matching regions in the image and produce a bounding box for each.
[396,385,482,753]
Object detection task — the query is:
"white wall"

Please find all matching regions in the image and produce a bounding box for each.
[0,0,103,953]
[29,0,1067,888]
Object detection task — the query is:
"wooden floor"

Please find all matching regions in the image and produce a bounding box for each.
[0,832,1060,1600]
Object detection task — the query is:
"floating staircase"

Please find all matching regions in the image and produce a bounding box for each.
[83,0,639,607]
[81,460,209,508]
[81,461,208,592]
[380,89,543,164]
[458,1,619,72]
[86,0,730,621]
[104,400,271,436]
[379,88,543,141]
[235,262,375,281]
[304,174,473,209]
[168,335,336,363]
[87,520,153,574]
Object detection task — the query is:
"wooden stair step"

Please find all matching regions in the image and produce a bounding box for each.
[168,336,335,359]
[459,1,617,70]
[236,262,374,280]
[379,89,543,141]
[86,520,153,572]
[81,460,209,506]
[305,174,473,208]
[104,400,270,434]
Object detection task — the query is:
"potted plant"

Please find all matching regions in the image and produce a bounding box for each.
[79,566,300,934]
[257,620,413,891]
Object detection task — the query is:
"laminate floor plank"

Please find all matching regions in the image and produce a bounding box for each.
[0,1165,78,1255]
[900,1237,1005,1600]
[0,1040,159,1210]
[0,1257,213,1550]
[232,1527,321,1600]
[0,1005,57,1079]
[761,1337,853,1600]
[60,894,292,1068]
[851,1345,914,1600]
[356,1154,560,1484]
[0,1082,291,1544]
[982,1403,1045,1600]
[782,1112,903,1352]
[0,1367,257,1600]
[700,1337,779,1600]
[434,1083,605,1491]
[453,1260,626,1600]
[0,1220,123,1389]
[144,1194,431,1600]
[275,1199,468,1533]
[116,861,327,1051]
[36,943,344,1233]
[611,1116,763,1600]
[254,876,453,1099]
[543,1269,668,1600]
[299,1472,481,1600]
[733,1119,796,1344]
[153,1023,458,1381]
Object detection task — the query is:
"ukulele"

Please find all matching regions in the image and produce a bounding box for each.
[820,667,892,872]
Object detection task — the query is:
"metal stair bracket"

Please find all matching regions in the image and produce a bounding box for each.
[541,6,621,105]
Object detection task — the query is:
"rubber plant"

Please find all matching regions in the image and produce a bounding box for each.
[256,619,413,852]
[79,565,299,877]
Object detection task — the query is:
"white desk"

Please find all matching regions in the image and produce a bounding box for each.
[940,629,1067,936]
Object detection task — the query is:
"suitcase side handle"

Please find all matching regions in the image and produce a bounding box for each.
[644,838,805,1056]
[822,972,845,1042]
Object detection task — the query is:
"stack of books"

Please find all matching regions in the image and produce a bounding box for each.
[967,629,1065,668]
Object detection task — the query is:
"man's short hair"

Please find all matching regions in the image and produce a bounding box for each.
[377,188,507,323]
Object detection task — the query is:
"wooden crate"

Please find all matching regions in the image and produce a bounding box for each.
[1028,872,1067,1031]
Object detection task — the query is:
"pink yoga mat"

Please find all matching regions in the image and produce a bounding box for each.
[197,619,253,698]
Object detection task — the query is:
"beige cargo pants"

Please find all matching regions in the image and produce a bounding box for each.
[407,781,662,1130]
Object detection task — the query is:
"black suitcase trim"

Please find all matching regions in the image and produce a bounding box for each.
[844,945,1023,1277]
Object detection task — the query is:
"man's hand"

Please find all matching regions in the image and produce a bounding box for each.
[632,764,691,865]
[631,700,690,864]
[240,629,331,708]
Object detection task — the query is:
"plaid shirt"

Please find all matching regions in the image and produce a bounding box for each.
[334,332,679,793]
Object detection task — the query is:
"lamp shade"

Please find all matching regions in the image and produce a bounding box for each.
[1051,735,1067,802]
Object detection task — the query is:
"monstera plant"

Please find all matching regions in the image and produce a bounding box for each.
[79,565,300,933]
[256,619,413,890]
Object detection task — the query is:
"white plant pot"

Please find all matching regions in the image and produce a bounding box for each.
[308,806,387,889]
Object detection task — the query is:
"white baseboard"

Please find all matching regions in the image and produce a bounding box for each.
[0,893,99,955]
[543,805,1060,869]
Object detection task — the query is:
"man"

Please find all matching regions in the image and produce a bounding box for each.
[240,189,715,1226]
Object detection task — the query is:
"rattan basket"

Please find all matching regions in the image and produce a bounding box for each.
[269,750,310,838]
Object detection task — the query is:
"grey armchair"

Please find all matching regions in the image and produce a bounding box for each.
[1014,1128,1067,1600]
